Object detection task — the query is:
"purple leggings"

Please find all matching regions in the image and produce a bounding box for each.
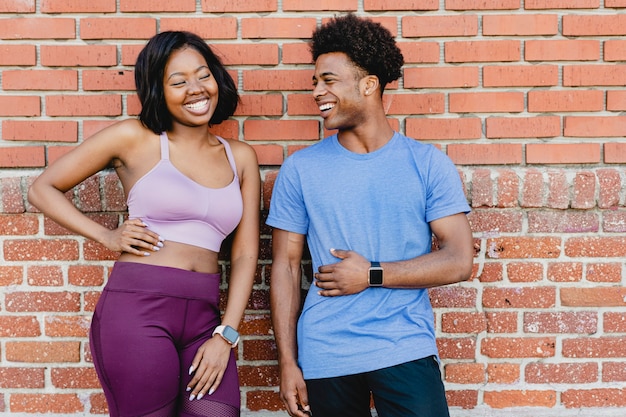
[90,262,240,417]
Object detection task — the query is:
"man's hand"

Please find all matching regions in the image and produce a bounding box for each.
[279,362,312,416]
[314,248,370,296]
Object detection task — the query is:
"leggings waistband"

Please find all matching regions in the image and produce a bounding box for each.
[105,261,221,300]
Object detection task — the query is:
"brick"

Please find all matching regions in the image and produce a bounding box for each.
[402,15,478,37]
[430,287,477,308]
[46,95,122,117]
[244,120,318,141]
[213,44,279,66]
[565,116,626,137]
[525,40,600,61]
[2,121,78,142]
[547,171,569,209]
[563,15,626,36]
[385,94,446,115]
[524,311,597,333]
[0,44,36,65]
[572,171,596,209]
[40,45,117,67]
[406,118,482,140]
[604,362,626,382]
[51,367,100,388]
[483,14,558,36]
[80,17,156,39]
[0,0,36,12]
[528,90,604,112]
[27,265,63,286]
[241,18,317,39]
[0,177,26,214]
[483,287,556,308]
[82,70,135,91]
[6,341,80,363]
[405,67,479,88]
[486,116,560,138]
[526,362,598,384]
[5,291,81,312]
[487,363,520,383]
[587,263,622,283]
[450,92,524,113]
[528,210,599,233]
[604,40,626,61]
[243,69,313,91]
[446,390,479,409]
[527,143,601,165]
[398,41,440,64]
[481,337,556,358]
[496,170,518,208]
[253,145,285,166]
[563,337,626,358]
[606,0,626,5]
[10,393,84,414]
[604,313,626,333]
[287,93,319,116]
[488,237,562,259]
[68,265,106,286]
[235,95,283,117]
[201,0,277,12]
[0,17,75,39]
[0,146,45,168]
[564,65,626,86]
[281,43,312,65]
[445,40,520,63]
[561,286,626,306]
[468,210,523,233]
[242,339,277,361]
[437,338,476,359]
[0,367,44,388]
[604,211,626,233]
[83,240,119,261]
[283,0,357,10]
[521,170,545,208]
[0,265,23,286]
[447,144,523,165]
[0,316,41,337]
[486,312,518,333]
[605,143,626,163]
[4,239,79,261]
[2,70,77,91]
[0,96,40,117]
[159,17,237,39]
[441,312,487,334]
[470,169,494,207]
[525,0,600,8]
[484,390,556,408]
[45,315,91,337]
[446,0,520,9]
[246,390,283,412]
[120,0,195,11]
[40,0,116,12]
[365,0,438,10]
[562,388,626,408]
[483,65,558,87]
[507,262,544,282]
[445,363,485,384]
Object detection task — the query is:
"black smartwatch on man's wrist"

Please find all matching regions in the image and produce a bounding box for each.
[368,261,384,286]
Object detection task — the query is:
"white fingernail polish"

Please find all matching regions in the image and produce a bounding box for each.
[157,241,164,248]
[153,246,160,251]
[188,365,194,375]
[186,387,191,392]
[208,388,214,395]
[143,252,150,256]
[189,394,196,401]
[197,393,204,400]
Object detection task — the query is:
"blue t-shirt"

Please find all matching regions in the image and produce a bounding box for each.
[266,132,470,379]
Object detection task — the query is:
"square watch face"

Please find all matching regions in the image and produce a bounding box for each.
[222,326,239,343]
[369,268,383,285]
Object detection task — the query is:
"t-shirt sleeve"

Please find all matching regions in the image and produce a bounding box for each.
[266,157,309,235]
[425,148,471,223]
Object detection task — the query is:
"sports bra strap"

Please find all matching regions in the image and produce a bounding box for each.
[159,132,170,160]
[216,136,238,178]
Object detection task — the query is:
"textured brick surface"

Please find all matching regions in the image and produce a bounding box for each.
[1,3,626,417]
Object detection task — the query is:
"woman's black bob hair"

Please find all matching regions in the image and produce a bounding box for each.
[135,31,239,134]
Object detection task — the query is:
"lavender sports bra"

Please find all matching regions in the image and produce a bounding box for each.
[127,132,243,252]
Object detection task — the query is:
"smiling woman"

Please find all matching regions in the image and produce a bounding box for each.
[27,31,260,417]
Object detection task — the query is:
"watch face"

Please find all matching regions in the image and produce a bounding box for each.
[369,268,383,286]
[222,326,239,344]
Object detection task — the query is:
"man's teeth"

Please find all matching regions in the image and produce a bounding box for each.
[186,99,208,110]
[319,103,334,111]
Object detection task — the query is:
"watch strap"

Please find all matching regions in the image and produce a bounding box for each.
[212,325,240,348]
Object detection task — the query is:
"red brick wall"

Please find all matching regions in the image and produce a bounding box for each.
[1,0,625,415]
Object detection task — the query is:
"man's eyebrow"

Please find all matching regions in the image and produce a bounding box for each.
[312,71,337,81]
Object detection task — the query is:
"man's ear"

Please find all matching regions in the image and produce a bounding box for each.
[362,75,380,96]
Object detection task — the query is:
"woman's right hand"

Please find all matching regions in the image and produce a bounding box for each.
[103,218,164,256]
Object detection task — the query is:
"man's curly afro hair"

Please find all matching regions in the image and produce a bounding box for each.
[310,13,404,92]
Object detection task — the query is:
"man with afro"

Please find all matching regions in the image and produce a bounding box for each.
[268,13,474,417]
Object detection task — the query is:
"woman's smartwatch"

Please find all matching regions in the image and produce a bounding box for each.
[368,261,384,286]
[212,325,240,348]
